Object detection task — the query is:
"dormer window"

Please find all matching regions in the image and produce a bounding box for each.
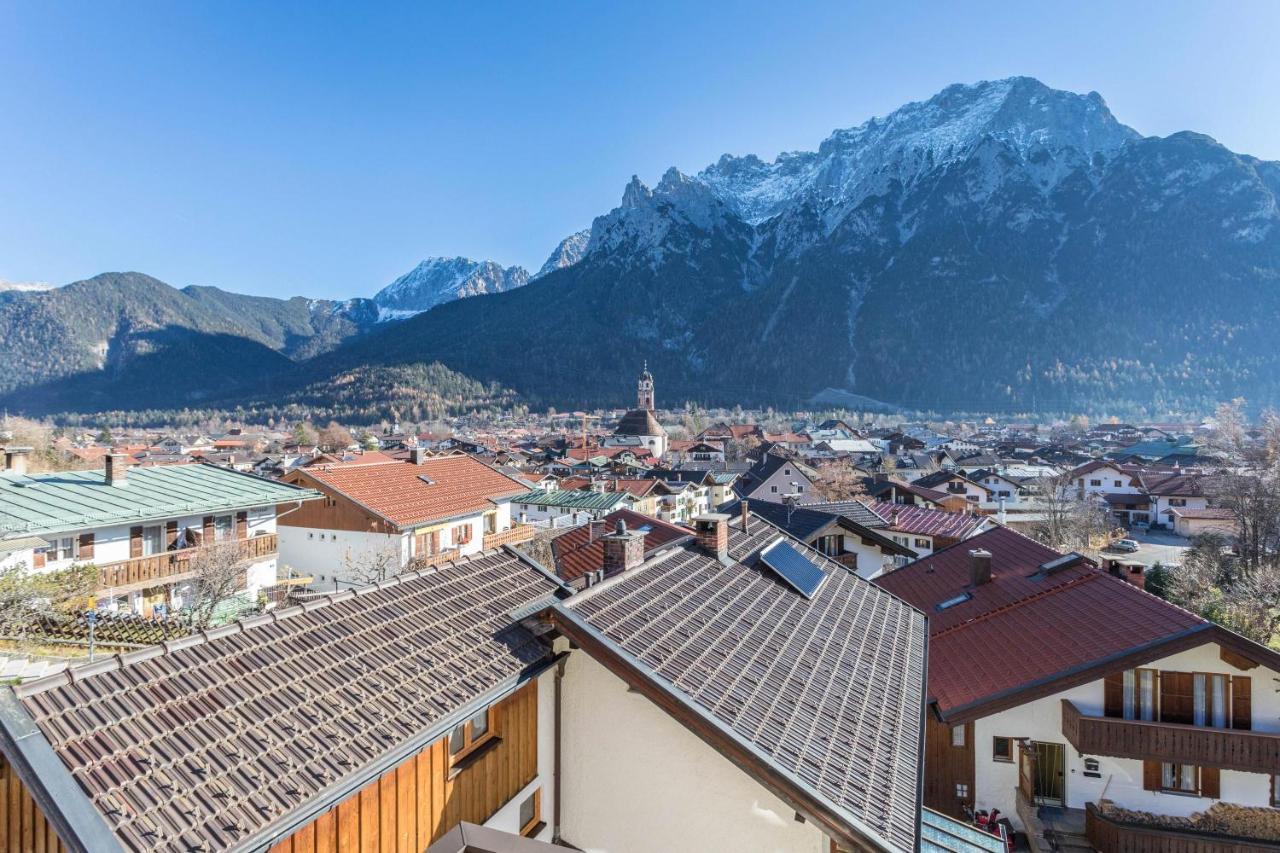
[937,592,972,611]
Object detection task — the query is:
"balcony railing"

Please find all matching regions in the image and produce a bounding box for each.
[1086,802,1280,853]
[1062,699,1280,774]
[482,525,536,550]
[96,534,278,590]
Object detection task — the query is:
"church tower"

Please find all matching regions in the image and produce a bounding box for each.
[637,362,654,411]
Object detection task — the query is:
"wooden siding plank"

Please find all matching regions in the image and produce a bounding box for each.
[379,772,396,851]
[336,796,360,852]
[396,760,415,853]
[359,779,379,852]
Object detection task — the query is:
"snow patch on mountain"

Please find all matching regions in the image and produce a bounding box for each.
[373,257,530,319]
[0,279,53,293]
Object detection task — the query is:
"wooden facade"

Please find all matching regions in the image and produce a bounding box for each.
[923,714,974,818]
[96,532,278,589]
[267,680,540,852]
[0,754,66,853]
[1062,699,1280,775]
[278,471,396,534]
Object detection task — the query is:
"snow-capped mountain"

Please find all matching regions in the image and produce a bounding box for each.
[333,76,1280,416]
[0,279,53,293]
[372,257,530,320]
[533,229,590,279]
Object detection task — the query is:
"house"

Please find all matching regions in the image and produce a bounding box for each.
[0,448,318,616]
[864,500,993,557]
[509,489,634,525]
[721,498,915,578]
[865,478,964,511]
[546,508,690,589]
[544,510,927,852]
[1139,471,1209,530]
[277,451,533,587]
[0,511,935,853]
[911,470,994,508]
[874,527,1280,850]
[732,450,817,503]
[1170,507,1237,538]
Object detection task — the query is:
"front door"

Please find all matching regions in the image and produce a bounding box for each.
[1032,741,1066,806]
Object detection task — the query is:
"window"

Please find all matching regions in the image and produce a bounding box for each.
[307,532,314,540]
[992,736,1012,762]
[1161,762,1199,794]
[1114,480,1122,488]
[519,788,542,837]
[1123,668,1157,721]
[938,593,972,611]
[1170,498,1187,507]
[214,515,233,542]
[55,537,76,561]
[1090,479,1102,487]
[915,537,929,548]
[951,726,966,747]
[141,525,164,557]
[448,706,496,765]
[784,468,791,475]
[1272,774,1280,808]
[1193,673,1228,728]
[771,486,778,493]
[955,783,970,799]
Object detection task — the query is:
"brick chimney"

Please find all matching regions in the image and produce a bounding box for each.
[739,499,750,533]
[1123,562,1146,590]
[602,519,645,575]
[105,452,129,487]
[692,513,730,562]
[2,447,31,476]
[409,447,428,465]
[969,548,992,587]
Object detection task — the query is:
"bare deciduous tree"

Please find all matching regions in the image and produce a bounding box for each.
[188,543,248,629]
[1028,471,1112,553]
[340,544,402,586]
[811,460,867,502]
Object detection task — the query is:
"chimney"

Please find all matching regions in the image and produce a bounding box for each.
[969,548,992,587]
[1124,562,1146,591]
[740,499,750,533]
[409,447,427,465]
[105,452,129,486]
[3,447,32,476]
[692,513,730,562]
[587,519,606,544]
[602,519,645,575]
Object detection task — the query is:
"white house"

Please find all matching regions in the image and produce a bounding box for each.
[0,448,318,616]
[278,450,533,587]
[876,528,1280,850]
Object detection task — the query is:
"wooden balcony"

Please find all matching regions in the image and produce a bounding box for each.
[96,534,278,590]
[1062,699,1280,774]
[482,524,535,550]
[1086,802,1280,853]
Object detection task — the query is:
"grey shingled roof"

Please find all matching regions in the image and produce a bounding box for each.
[800,498,891,530]
[5,550,561,852]
[0,463,320,538]
[554,513,926,851]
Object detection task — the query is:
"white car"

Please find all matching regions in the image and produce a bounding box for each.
[1112,539,1140,553]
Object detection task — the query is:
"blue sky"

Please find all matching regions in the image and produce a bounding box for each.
[2,1,1277,299]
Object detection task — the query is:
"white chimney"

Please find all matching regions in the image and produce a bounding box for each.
[105,453,129,486]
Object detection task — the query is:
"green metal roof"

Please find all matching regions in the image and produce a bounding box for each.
[0,463,321,538]
[509,489,632,511]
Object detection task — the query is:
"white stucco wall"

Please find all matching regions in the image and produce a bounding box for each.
[560,651,828,853]
[969,641,1280,829]
[278,527,407,588]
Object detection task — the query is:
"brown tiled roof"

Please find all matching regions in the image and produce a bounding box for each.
[549,509,690,584]
[294,453,529,529]
[613,409,664,437]
[554,513,926,852]
[866,501,985,540]
[8,551,561,852]
[873,527,1224,721]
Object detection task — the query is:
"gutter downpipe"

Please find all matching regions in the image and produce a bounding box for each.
[553,654,566,843]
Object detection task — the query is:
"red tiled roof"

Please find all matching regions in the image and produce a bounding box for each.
[549,509,689,584]
[599,479,659,498]
[294,453,529,529]
[874,526,1208,718]
[866,500,984,540]
[927,572,1204,715]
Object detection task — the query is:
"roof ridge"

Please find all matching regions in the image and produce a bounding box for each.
[10,547,512,699]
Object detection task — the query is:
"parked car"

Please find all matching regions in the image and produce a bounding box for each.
[1111,539,1140,553]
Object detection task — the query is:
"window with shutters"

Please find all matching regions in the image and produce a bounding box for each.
[214,515,234,542]
[1162,762,1198,794]
[142,525,164,557]
[1193,672,1229,728]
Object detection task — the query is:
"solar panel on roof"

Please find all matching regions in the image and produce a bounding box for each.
[759,540,827,599]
